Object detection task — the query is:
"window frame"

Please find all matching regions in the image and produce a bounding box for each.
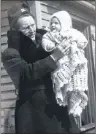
[73,18,95,132]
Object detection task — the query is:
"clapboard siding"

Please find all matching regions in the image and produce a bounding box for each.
[41,12,50,21]
[1,44,8,52]
[1,17,9,27]
[1,10,8,19]
[41,3,57,27]
[41,3,59,15]
[1,109,15,118]
[1,75,13,83]
[1,84,15,92]
[1,116,15,126]
[1,108,15,133]
[1,68,8,77]
[1,91,17,100]
[40,1,95,25]
[2,26,10,33]
[1,100,16,109]
[42,19,49,28]
[1,34,7,44]
[1,1,22,11]
[1,0,22,33]
[1,1,24,133]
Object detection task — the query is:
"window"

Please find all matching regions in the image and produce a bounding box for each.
[73,19,95,130]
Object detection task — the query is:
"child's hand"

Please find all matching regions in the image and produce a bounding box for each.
[47,42,56,51]
[70,42,78,54]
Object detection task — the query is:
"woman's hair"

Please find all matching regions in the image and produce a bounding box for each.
[11,14,35,31]
[8,2,35,31]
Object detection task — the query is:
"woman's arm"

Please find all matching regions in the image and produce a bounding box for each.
[2,47,64,89]
[2,48,58,80]
[2,30,65,88]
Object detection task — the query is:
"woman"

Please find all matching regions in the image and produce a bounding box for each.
[2,3,75,133]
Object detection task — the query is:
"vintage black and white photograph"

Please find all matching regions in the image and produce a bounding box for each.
[1,0,96,133]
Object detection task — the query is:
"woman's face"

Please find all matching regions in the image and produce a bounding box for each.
[17,15,36,40]
[50,17,61,33]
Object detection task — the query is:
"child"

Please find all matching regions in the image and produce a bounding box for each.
[42,11,88,117]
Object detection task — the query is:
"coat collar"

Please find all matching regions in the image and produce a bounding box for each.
[7,28,47,51]
[7,28,47,43]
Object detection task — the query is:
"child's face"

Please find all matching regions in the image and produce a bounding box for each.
[50,17,61,32]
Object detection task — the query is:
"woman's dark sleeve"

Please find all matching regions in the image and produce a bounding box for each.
[2,48,58,83]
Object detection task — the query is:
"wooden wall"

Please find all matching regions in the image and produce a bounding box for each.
[1,1,23,133]
[40,1,95,28]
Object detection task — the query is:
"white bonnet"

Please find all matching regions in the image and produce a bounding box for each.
[50,11,72,33]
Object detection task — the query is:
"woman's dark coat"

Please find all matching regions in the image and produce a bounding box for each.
[2,29,80,133]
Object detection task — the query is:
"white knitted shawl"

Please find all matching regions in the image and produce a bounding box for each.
[50,11,88,117]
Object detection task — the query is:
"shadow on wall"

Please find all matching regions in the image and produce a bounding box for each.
[3,104,15,133]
